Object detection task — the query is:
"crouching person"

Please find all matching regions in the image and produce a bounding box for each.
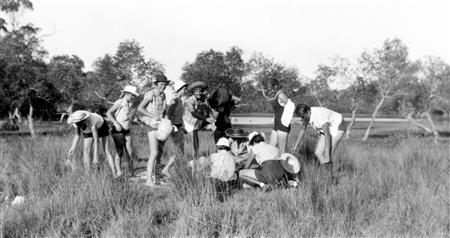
[239,131,286,191]
[210,138,239,201]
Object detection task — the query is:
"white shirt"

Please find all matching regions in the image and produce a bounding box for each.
[309,107,343,137]
[250,142,279,165]
[113,98,132,130]
[210,150,237,181]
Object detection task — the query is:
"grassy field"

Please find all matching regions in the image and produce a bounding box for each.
[0,122,449,237]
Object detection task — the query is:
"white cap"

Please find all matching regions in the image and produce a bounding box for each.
[216,137,230,147]
[173,80,187,92]
[123,85,139,96]
[248,131,265,142]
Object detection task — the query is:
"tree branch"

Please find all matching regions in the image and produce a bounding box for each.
[94,92,114,105]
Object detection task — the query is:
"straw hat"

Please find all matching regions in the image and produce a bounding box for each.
[225,128,249,139]
[280,153,301,174]
[123,85,139,96]
[216,137,231,147]
[173,80,187,92]
[67,110,90,124]
[187,81,207,92]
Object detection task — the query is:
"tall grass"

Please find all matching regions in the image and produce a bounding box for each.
[0,130,449,237]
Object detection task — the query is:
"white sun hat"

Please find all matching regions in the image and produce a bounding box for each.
[123,85,139,96]
[280,153,301,174]
[173,80,187,92]
[248,131,266,142]
[67,110,90,124]
[216,137,231,147]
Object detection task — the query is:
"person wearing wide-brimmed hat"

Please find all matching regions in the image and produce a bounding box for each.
[137,73,170,186]
[207,87,241,143]
[67,110,116,175]
[225,127,249,158]
[183,81,216,157]
[238,131,286,191]
[106,85,139,177]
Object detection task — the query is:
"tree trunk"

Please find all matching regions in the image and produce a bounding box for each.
[345,99,357,139]
[362,96,385,141]
[28,104,36,139]
[13,107,22,123]
[424,111,438,143]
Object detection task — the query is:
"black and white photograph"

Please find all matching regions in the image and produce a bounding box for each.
[0,0,449,236]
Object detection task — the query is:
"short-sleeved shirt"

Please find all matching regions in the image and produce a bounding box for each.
[210,150,237,182]
[183,95,211,130]
[113,98,132,130]
[250,142,279,165]
[73,113,104,133]
[309,107,343,137]
[143,89,166,119]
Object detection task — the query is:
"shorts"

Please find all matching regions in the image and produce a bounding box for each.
[110,127,131,136]
[273,119,290,133]
[255,160,286,185]
[83,121,110,138]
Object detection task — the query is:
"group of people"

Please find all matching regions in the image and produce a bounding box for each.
[66,74,347,194]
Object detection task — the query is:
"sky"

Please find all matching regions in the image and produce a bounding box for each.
[19,0,450,81]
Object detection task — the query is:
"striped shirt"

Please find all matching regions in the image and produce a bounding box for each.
[143,89,166,119]
[183,95,211,130]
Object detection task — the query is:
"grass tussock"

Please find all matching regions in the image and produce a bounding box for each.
[0,132,449,237]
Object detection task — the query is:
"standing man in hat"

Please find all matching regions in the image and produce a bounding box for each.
[67,110,116,175]
[183,81,216,157]
[106,85,139,177]
[137,74,170,186]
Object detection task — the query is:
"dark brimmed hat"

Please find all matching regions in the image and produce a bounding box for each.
[225,128,249,139]
[154,74,169,84]
[187,81,207,92]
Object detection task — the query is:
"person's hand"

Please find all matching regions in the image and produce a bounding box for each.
[206,117,216,123]
[114,122,122,132]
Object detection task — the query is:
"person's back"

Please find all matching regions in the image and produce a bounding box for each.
[210,150,237,182]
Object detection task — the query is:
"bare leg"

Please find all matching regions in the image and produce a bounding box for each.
[314,135,328,164]
[83,138,93,170]
[124,135,134,175]
[101,137,117,176]
[161,155,176,179]
[276,130,288,153]
[146,131,159,186]
[269,130,277,147]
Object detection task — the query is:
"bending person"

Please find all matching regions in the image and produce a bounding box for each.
[67,110,116,175]
[106,85,139,177]
[292,104,346,177]
[239,131,286,191]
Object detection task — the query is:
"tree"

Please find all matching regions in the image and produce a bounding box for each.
[242,52,303,112]
[358,38,414,141]
[47,54,85,117]
[181,47,245,95]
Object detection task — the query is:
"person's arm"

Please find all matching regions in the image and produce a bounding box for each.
[137,96,154,118]
[259,85,276,101]
[106,102,122,131]
[68,127,81,156]
[231,95,241,103]
[92,125,99,164]
[322,123,332,161]
[292,123,307,153]
[243,150,255,169]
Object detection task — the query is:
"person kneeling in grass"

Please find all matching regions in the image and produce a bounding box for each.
[239,131,286,191]
[292,104,346,182]
[67,110,116,175]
